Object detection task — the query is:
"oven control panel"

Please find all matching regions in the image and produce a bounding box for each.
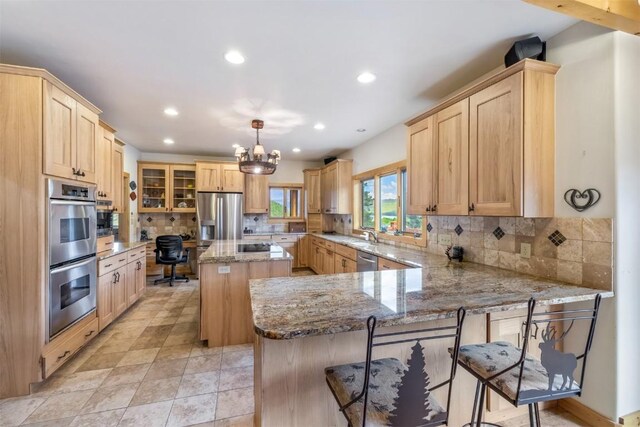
[61,184,90,199]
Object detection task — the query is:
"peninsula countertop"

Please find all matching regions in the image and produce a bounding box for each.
[198,239,293,264]
[250,260,612,340]
[97,241,147,261]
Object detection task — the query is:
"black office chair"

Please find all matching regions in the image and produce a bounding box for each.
[154,235,191,286]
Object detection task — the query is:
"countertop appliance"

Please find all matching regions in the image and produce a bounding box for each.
[47,179,97,340]
[237,243,272,253]
[96,209,115,237]
[196,192,243,262]
[356,251,378,272]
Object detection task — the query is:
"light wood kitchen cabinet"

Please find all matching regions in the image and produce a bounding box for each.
[405,59,558,218]
[41,314,99,379]
[112,264,128,318]
[298,235,309,267]
[96,122,114,201]
[378,258,410,271]
[406,116,436,215]
[320,159,352,214]
[139,162,197,213]
[334,254,357,274]
[304,168,322,214]
[43,81,98,184]
[435,98,469,216]
[98,272,115,331]
[196,162,244,193]
[126,258,146,305]
[170,165,196,213]
[112,141,124,212]
[244,174,269,213]
[322,247,335,275]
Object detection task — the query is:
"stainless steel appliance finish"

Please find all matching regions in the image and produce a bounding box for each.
[356,251,378,272]
[96,210,115,237]
[196,192,243,246]
[48,179,97,266]
[49,256,97,338]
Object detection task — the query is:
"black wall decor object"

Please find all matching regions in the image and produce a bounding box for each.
[505,36,546,67]
[564,188,601,212]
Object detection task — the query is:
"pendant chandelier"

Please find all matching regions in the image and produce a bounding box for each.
[234,119,281,175]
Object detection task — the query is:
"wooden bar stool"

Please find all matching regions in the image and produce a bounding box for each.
[454,295,602,427]
[325,307,466,427]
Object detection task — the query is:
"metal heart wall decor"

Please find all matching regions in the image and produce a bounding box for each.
[564,188,600,212]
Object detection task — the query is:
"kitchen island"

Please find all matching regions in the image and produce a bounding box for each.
[199,240,292,347]
[250,261,611,427]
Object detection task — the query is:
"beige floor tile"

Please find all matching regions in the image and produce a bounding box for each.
[190,345,223,358]
[171,322,197,334]
[214,414,254,427]
[117,348,160,367]
[144,358,188,381]
[140,324,175,338]
[156,344,193,361]
[0,396,47,426]
[20,416,76,426]
[222,344,252,354]
[25,390,95,423]
[129,335,168,350]
[118,400,173,427]
[176,314,198,324]
[109,327,146,341]
[148,316,179,326]
[80,383,138,414]
[129,377,181,406]
[70,408,125,426]
[184,355,222,375]
[215,387,253,420]
[218,366,253,392]
[181,306,198,315]
[77,352,127,372]
[164,332,198,347]
[101,364,151,388]
[166,393,218,427]
[40,368,112,395]
[220,350,253,370]
[176,371,220,398]
[98,338,137,354]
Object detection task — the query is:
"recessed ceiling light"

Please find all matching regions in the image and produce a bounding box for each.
[313,123,325,130]
[224,50,245,64]
[232,143,240,148]
[164,107,179,116]
[356,128,366,132]
[292,148,301,153]
[357,72,376,84]
[163,138,175,145]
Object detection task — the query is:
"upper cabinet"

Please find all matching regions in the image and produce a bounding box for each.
[320,160,352,214]
[111,141,125,212]
[244,174,269,214]
[304,168,321,214]
[139,162,197,213]
[43,81,99,184]
[405,59,558,218]
[96,121,114,201]
[196,162,244,193]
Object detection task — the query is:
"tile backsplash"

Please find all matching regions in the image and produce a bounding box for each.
[243,214,288,234]
[139,213,197,240]
[425,216,613,291]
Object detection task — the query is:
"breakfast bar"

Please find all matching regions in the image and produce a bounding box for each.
[250,261,611,427]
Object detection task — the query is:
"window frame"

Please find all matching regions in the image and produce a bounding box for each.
[352,161,426,246]
[268,183,304,221]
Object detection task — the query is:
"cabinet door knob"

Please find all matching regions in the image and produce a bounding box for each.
[81,171,86,177]
[468,203,475,212]
[426,206,431,212]
[432,204,437,212]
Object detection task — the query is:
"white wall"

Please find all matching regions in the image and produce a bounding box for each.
[339,124,406,175]
[122,142,141,242]
[613,30,640,418]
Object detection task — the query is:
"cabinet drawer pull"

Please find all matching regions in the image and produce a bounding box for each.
[85,330,95,338]
[105,242,113,247]
[57,350,71,360]
[105,263,112,268]
[118,258,127,262]
[468,203,475,212]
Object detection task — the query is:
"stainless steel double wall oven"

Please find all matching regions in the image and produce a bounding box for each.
[47,179,97,340]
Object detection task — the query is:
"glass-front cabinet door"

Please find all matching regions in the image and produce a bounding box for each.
[170,165,196,213]
[139,164,170,213]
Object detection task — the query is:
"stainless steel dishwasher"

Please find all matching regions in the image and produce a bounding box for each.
[356,251,378,272]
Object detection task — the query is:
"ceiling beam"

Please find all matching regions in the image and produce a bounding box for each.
[523,0,640,35]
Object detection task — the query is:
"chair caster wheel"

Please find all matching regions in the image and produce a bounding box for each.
[186,278,190,283]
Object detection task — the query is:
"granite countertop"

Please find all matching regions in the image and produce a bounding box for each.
[310,233,450,268]
[97,241,147,261]
[243,232,307,236]
[250,262,613,340]
[199,239,293,264]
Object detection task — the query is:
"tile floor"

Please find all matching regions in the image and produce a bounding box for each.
[0,276,591,427]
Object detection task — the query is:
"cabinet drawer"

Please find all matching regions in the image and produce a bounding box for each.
[334,244,356,261]
[99,253,128,275]
[128,246,146,262]
[42,314,99,378]
[310,236,324,247]
[378,258,410,271]
[272,234,298,243]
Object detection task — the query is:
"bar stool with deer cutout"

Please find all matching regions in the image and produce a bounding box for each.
[324,307,466,427]
[454,295,602,427]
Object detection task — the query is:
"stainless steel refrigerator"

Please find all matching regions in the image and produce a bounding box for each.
[196,192,243,256]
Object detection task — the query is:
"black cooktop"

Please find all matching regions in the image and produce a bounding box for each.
[237,243,272,253]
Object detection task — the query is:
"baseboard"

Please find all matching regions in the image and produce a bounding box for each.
[619,410,640,425]
[559,398,620,427]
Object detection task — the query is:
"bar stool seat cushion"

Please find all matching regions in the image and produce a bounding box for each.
[456,341,581,402]
[325,357,446,427]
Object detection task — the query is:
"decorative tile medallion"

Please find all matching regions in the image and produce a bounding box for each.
[548,230,567,247]
[427,223,433,233]
[454,225,463,236]
[146,217,153,223]
[169,217,175,223]
[192,216,197,222]
[493,227,505,240]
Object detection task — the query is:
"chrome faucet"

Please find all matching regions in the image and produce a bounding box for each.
[363,230,378,243]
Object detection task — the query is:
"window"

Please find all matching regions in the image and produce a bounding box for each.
[361,178,375,229]
[269,185,302,219]
[354,163,424,240]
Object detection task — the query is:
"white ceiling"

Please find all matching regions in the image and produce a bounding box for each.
[0,0,576,160]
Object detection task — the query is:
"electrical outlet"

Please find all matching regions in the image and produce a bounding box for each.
[520,243,531,259]
[218,266,231,274]
[438,234,452,246]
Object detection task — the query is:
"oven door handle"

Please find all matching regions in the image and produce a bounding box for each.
[50,257,96,274]
[50,199,96,207]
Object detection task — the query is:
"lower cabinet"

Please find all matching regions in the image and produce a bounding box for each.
[127,259,146,305]
[378,258,410,271]
[112,265,128,318]
[298,235,308,267]
[41,313,99,378]
[334,254,357,273]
